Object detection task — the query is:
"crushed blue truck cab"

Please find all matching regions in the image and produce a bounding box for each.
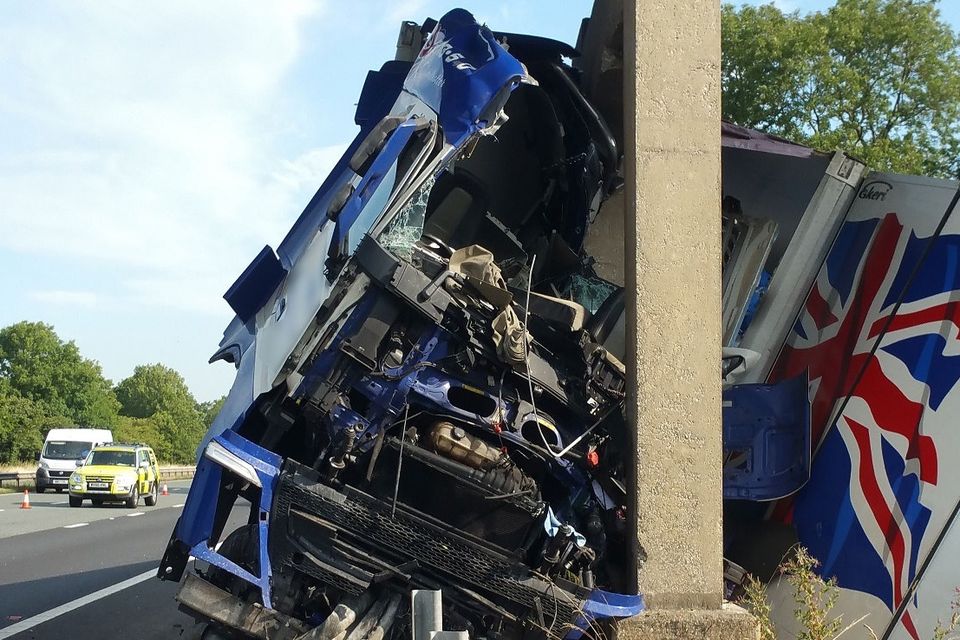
[159,9,808,640]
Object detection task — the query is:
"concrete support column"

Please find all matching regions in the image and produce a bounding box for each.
[623,0,723,611]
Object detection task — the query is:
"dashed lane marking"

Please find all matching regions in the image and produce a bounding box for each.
[173,503,185,508]
[0,568,155,639]
[125,512,144,517]
[63,523,88,529]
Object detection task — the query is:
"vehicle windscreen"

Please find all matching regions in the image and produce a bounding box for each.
[86,450,136,467]
[43,441,93,460]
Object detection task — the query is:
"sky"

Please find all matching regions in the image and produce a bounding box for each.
[1,1,958,402]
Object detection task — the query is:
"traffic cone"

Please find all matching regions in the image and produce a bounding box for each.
[161,484,169,496]
[19,489,31,509]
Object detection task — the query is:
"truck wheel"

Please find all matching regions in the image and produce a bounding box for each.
[206,524,258,601]
[144,482,158,506]
[69,495,82,507]
[125,486,139,509]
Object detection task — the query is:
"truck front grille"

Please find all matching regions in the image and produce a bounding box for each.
[271,462,581,639]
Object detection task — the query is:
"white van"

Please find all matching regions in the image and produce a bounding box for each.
[36,427,114,493]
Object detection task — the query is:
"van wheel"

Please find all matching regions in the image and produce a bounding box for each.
[144,482,158,507]
[69,496,82,507]
[37,487,46,494]
[125,486,139,509]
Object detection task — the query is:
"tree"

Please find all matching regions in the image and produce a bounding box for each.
[198,396,226,428]
[116,364,197,419]
[0,321,119,427]
[115,364,206,463]
[722,0,960,178]
[0,380,53,464]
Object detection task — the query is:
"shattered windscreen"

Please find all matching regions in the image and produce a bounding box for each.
[378,175,434,260]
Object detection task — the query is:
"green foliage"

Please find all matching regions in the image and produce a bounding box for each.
[722,0,960,177]
[931,589,960,640]
[0,321,120,426]
[0,323,210,464]
[198,396,226,428]
[0,379,68,464]
[114,364,207,463]
[116,363,195,419]
[743,547,958,639]
[743,573,777,640]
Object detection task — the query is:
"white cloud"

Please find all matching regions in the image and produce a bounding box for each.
[0,0,343,317]
[29,290,99,307]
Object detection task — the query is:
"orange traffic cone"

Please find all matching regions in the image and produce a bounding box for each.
[161,484,169,496]
[19,489,31,509]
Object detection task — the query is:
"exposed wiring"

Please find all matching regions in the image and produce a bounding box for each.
[391,405,409,519]
[553,402,622,458]
[521,254,564,460]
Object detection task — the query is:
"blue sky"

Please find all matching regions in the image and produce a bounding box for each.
[1,1,958,402]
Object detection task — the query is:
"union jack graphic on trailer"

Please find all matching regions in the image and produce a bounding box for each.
[768,177,960,640]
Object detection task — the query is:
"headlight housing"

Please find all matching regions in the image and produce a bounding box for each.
[70,472,82,484]
[204,440,262,487]
[39,461,49,470]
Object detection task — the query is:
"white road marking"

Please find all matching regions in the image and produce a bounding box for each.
[53,501,67,505]
[173,503,185,508]
[125,512,144,517]
[63,523,88,529]
[0,568,155,639]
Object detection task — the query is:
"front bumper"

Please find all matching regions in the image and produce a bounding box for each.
[36,469,73,489]
[69,483,137,499]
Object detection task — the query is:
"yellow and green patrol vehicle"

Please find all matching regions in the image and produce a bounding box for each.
[69,443,162,508]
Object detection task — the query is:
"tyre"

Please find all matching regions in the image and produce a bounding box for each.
[69,495,82,507]
[206,524,258,601]
[125,485,139,509]
[36,486,46,494]
[144,482,158,507]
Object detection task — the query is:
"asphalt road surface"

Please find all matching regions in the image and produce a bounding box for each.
[0,480,245,639]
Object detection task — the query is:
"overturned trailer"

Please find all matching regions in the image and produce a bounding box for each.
[159,7,960,640]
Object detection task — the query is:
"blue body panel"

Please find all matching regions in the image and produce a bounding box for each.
[722,374,811,501]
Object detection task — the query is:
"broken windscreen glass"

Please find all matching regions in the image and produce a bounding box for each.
[378,175,435,260]
[566,273,617,314]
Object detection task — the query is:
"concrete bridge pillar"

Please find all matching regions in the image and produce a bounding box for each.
[610,0,758,636]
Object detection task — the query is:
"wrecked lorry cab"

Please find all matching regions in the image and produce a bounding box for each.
[159,6,960,640]
[160,11,647,640]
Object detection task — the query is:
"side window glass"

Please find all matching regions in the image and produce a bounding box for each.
[326,117,437,276]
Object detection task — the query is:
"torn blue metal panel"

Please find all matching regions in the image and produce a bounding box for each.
[403,8,526,145]
[723,373,811,501]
